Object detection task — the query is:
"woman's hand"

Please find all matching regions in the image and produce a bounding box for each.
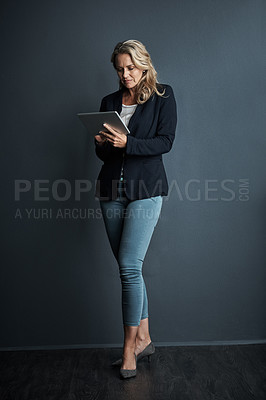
[94,134,108,145]
[99,123,127,148]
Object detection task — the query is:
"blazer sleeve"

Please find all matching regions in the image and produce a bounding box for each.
[94,97,120,162]
[125,85,177,156]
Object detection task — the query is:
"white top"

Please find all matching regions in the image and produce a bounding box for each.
[120,104,138,128]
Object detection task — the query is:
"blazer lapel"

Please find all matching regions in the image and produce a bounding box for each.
[128,104,142,134]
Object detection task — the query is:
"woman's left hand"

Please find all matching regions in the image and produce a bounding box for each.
[99,123,127,148]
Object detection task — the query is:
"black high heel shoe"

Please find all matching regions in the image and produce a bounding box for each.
[120,353,137,379]
[112,341,155,367]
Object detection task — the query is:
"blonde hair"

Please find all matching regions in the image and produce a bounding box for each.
[111,39,166,104]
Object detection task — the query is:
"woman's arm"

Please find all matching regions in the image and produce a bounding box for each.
[94,97,118,162]
[125,85,177,156]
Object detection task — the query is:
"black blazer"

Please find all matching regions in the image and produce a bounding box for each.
[95,83,177,201]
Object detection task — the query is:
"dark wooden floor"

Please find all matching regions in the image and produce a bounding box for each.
[0,344,265,400]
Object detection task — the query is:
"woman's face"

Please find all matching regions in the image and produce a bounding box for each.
[115,53,144,90]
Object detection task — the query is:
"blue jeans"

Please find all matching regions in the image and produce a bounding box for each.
[100,187,163,326]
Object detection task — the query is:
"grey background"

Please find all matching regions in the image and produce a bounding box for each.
[1,0,265,349]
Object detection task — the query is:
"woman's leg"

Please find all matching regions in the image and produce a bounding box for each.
[118,196,163,368]
[135,317,151,356]
[118,196,163,326]
[99,198,127,260]
[100,197,138,369]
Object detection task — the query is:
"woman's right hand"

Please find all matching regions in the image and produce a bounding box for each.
[95,134,107,145]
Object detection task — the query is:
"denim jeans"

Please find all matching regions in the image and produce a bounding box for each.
[100,185,163,326]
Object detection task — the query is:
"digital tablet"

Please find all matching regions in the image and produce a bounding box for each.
[77,111,130,136]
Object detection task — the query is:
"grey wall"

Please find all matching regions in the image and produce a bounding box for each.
[1,0,265,349]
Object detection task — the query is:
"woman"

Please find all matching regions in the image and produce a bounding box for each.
[94,39,177,379]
